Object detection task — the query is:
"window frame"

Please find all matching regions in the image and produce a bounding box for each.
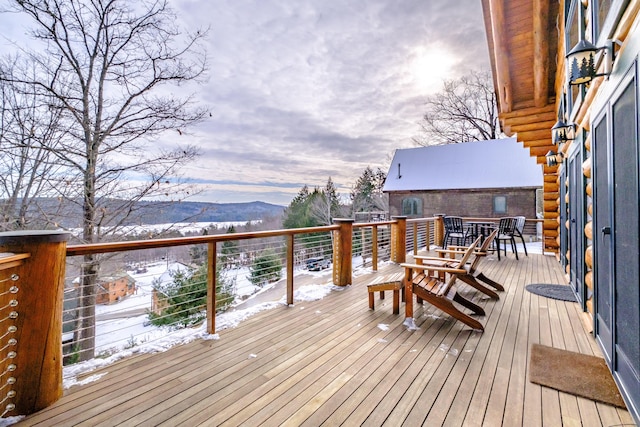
[493,195,507,215]
[401,197,422,217]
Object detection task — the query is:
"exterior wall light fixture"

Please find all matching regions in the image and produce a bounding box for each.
[551,119,576,144]
[567,39,619,86]
[546,150,565,167]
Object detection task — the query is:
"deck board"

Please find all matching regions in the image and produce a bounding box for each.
[15,253,635,427]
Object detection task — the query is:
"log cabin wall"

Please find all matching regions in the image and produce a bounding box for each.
[481,0,598,309]
[483,0,640,422]
[481,0,561,254]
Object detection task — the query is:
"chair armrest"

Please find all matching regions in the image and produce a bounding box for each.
[437,249,487,257]
[401,263,466,275]
[435,248,467,256]
[414,255,458,263]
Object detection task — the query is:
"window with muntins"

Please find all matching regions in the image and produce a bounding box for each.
[402,197,422,217]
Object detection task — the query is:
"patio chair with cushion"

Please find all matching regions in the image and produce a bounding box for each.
[414,229,504,300]
[443,216,471,248]
[495,217,519,260]
[402,237,485,331]
[514,216,528,256]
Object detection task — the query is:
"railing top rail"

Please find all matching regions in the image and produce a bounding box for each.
[66,224,340,256]
[353,220,396,228]
[0,252,31,271]
[0,252,31,263]
[460,216,542,223]
[406,217,437,224]
[351,217,437,228]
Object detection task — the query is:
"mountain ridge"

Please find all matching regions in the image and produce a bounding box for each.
[13,198,285,228]
[135,200,285,224]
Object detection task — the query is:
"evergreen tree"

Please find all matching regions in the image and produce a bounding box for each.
[283,185,314,229]
[220,225,239,267]
[149,263,233,328]
[312,177,342,223]
[351,167,387,213]
[189,229,208,265]
[248,250,283,286]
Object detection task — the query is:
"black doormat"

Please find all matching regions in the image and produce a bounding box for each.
[525,284,577,302]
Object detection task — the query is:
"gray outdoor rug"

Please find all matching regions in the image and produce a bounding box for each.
[525,284,577,302]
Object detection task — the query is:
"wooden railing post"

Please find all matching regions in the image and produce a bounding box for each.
[391,216,407,264]
[207,241,217,334]
[412,222,419,256]
[425,220,432,251]
[434,214,445,247]
[332,219,354,286]
[0,230,68,416]
[371,225,378,272]
[286,234,294,305]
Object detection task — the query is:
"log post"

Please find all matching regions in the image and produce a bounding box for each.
[434,214,445,247]
[391,216,407,264]
[0,231,68,416]
[332,219,354,286]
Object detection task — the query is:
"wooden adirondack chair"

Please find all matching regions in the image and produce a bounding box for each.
[402,237,485,331]
[413,229,504,300]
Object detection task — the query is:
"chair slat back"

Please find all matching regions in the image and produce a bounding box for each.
[498,217,517,235]
[446,236,481,288]
[444,216,464,233]
[469,229,498,271]
[515,216,526,234]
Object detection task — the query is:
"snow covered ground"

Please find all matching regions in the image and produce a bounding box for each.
[91,260,292,355]
[63,259,342,387]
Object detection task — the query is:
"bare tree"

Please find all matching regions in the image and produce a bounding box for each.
[414,69,500,146]
[1,0,209,360]
[0,57,70,230]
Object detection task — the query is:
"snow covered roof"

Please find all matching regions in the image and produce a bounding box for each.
[383,137,542,192]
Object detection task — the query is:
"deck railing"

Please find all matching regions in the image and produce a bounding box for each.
[0,253,27,418]
[0,214,544,417]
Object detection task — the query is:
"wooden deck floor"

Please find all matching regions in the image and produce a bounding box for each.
[17,252,635,426]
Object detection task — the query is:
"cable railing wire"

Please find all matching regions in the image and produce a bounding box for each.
[0,263,19,417]
[61,229,337,369]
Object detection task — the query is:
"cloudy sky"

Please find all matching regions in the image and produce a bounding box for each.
[1,0,490,206]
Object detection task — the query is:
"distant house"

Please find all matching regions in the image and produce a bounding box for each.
[383,138,543,220]
[95,273,136,305]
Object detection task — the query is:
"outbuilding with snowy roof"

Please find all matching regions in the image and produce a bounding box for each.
[383,138,543,221]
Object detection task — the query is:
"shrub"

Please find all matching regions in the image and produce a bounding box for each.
[249,250,283,286]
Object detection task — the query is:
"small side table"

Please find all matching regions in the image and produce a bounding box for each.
[367,272,405,314]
